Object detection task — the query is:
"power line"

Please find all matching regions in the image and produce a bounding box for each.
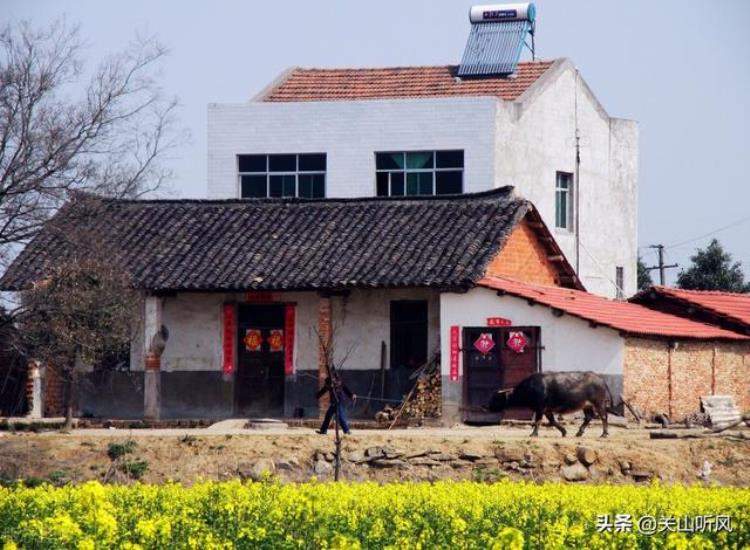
[665,213,750,250]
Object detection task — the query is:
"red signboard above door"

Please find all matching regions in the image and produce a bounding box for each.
[487,317,512,327]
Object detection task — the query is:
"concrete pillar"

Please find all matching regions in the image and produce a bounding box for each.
[143,295,163,421]
[318,295,332,417]
[27,362,43,419]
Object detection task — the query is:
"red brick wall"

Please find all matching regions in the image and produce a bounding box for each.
[484,219,560,286]
[624,338,750,420]
[715,344,750,411]
[43,365,65,417]
[318,297,332,417]
[670,343,713,419]
[623,339,670,417]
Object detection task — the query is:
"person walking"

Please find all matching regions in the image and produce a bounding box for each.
[316,368,356,435]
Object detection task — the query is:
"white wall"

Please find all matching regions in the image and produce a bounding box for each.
[207,97,498,199]
[206,62,638,299]
[130,288,440,373]
[439,287,625,380]
[330,288,440,371]
[495,62,638,298]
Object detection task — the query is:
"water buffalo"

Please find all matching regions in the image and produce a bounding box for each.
[487,371,613,438]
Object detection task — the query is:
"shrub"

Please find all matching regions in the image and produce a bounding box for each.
[118,459,148,480]
[106,440,136,461]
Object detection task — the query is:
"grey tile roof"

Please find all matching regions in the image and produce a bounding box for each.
[0,187,531,292]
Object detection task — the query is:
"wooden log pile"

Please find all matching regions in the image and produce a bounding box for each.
[401,371,442,419]
[374,371,442,426]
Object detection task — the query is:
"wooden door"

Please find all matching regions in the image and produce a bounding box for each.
[496,326,541,420]
[236,304,285,417]
[463,326,541,423]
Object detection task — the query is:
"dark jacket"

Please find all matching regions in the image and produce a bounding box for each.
[316,375,354,405]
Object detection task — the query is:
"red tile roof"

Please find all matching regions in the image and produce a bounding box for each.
[640,286,750,328]
[477,277,749,340]
[261,61,556,103]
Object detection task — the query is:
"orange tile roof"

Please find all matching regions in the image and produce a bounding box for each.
[477,277,749,340]
[262,61,556,103]
[642,286,750,328]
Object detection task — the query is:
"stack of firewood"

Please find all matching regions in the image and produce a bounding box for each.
[401,371,442,419]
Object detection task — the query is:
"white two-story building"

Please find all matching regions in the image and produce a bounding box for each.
[208,58,638,298]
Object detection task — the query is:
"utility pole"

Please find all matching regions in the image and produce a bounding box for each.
[646,244,678,285]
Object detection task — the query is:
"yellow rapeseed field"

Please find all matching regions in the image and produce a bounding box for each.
[0,480,748,549]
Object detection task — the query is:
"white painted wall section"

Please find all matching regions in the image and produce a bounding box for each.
[439,287,624,379]
[208,97,498,199]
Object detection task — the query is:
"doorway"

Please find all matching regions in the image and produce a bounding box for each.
[235,304,286,417]
[463,326,541,423]
[390,300,428,398]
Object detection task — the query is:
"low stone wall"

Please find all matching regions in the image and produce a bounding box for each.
[623,338,750,420]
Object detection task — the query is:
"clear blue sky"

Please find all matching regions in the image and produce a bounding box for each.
[7,0,750,283]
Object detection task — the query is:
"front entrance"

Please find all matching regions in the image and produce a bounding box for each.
[236,304,285,417]
[463,326,541,423]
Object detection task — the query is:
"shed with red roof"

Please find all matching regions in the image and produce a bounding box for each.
[631,286,750,337]
[440,276,749,423]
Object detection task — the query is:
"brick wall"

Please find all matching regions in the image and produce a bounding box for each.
[670,343,713,419]
[623,338,670,417]
[483,219,560,286]
[43,365,65,417]
[714,343,750,411]
[623,338,750,420]
[318,296,332,417]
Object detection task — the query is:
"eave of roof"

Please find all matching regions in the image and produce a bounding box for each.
[478,277,749,341]
[0,187,531,293]
[631,286,750,328]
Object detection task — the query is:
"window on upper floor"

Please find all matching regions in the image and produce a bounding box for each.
[375,150,463,197]
[615,266,624,299]
[238,153,326,199]
[555,171,574,231]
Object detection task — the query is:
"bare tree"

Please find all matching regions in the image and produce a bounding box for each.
[0,19,182,270]
[0,19,182,422]
[20,255,138,427]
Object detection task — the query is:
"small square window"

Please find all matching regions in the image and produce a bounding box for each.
[299,174,326,198]
[406,152,433,170]
[241,175,267,198]
[269,154,297,172]
[435,171,462,194]
[436,150,464,169]
[376,152,405,170]
[238,155,266,173]
[298,153,326,172]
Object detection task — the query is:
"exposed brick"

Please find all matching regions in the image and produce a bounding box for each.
[624,338,750,421]
[318,297,332,417]
[43,365,65,417]
[483,219,561,286]
[623,339,670,418]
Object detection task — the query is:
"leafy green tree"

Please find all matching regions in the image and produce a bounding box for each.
[637,256,653,290]
[677,239,749,292]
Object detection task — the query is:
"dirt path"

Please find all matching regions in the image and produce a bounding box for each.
[1,424,748,486]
